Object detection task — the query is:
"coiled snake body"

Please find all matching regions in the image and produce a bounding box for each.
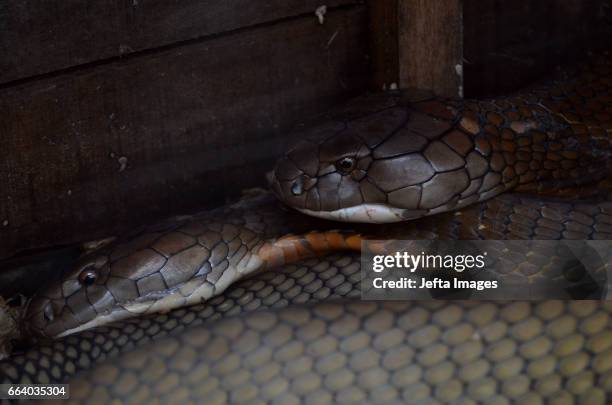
[1,54,612,404]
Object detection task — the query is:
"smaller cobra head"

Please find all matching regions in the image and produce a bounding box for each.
[24,254,114,339]
[23,224,265,339]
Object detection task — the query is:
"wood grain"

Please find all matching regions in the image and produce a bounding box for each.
[368,0,399,90]
[0,7,369,258]
[0,0,361,84]
[397,0,463,98]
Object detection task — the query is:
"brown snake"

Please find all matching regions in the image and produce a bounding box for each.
[270,55,612,223]
[1,54,611,404]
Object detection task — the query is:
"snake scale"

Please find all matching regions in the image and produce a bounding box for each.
[1,54,611,404]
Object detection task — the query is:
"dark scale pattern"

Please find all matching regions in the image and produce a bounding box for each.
[362,192,612,243]
[464,194,612,241]
[58,272,612,404]
[271,54,611,221]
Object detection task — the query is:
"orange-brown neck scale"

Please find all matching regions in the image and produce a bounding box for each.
[411,61,611,199]
[259,231,363,269]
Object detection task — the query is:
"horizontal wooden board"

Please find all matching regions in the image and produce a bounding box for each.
[0,7,369,258]
[0,0,361,84]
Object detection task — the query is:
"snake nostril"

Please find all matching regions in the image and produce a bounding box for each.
[291,178,304,196]
[43,303,55,322]
[291,182,303,196]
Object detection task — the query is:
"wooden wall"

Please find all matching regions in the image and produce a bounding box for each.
[395,0,606,98]
[398,0,463,98]
[368,0,399,90]
[0,1,370,258]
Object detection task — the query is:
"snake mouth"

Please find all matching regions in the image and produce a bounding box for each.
[55,310,137,338]
[22,285,164,339]
[25,296,166,339]
[296,204,421,224]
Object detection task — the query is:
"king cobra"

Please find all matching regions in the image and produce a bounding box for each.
[270,56,611,223]
[1,54,611,404]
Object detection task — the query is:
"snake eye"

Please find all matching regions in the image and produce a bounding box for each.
[336,157,356,174]
[78,268,98,286]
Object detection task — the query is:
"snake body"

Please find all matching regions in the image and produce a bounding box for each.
[3,193,612,392]
[22,194,362,339]
[64,297,612,405]
[18,187,612,342]
[3,255,612,404]
[1,54,612,403]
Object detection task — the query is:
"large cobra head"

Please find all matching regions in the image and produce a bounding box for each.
[271,103,482,223]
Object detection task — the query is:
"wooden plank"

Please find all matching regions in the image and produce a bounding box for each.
[0,7,370,258]
[397,0,463,98]
[0,0,361,84]
[463,0,603,97]
[368,0,399,90]
[0,246,80,297]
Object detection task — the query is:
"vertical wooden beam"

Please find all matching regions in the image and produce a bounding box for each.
[368,0,399,91]
[397,0,463,98]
